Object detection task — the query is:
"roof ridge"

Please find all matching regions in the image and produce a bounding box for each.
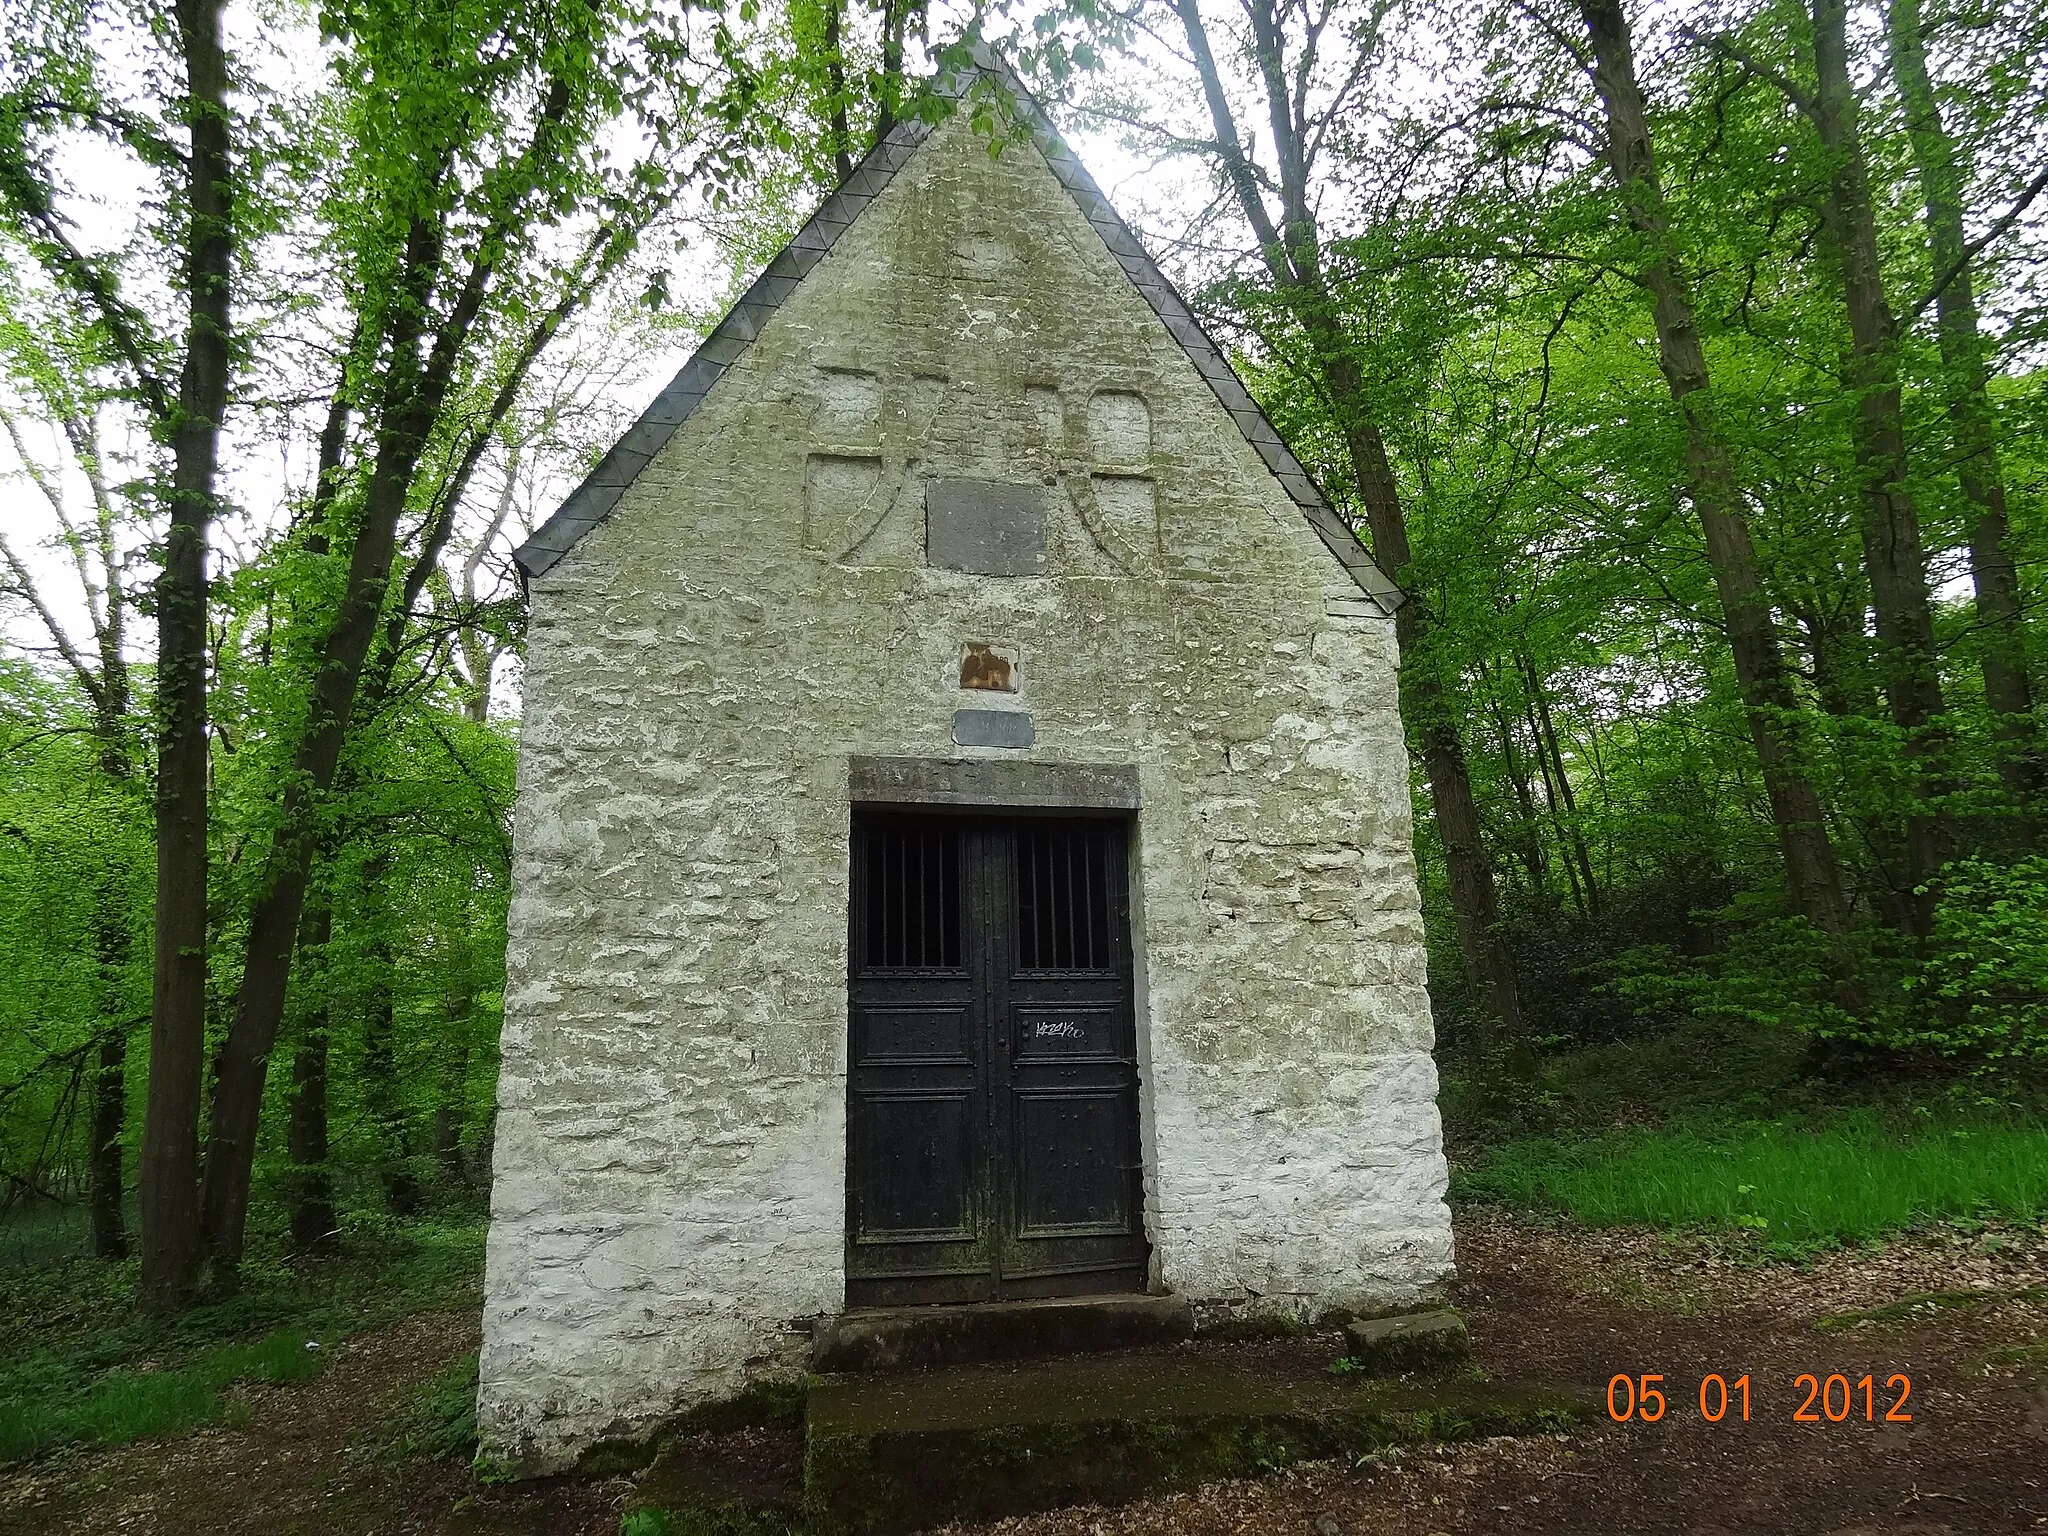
[513,49,1404,613]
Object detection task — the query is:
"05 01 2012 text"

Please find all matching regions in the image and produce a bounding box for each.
[1605,1373,1912,1424]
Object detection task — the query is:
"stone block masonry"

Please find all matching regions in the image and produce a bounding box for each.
[481,94,1452,1472]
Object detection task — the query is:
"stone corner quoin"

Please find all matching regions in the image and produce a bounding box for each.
[479,95,1452,1474]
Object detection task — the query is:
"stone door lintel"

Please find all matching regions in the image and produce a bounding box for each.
[848,756,1141,811]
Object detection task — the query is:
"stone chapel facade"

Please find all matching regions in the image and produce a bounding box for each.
[481,62,1453,1471]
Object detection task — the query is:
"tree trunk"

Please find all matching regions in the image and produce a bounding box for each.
[1578,0,1852,939]
[876,0,907,141]
[1885,0,2039,825]
[1808,0,1955,935]
[89,1027,128,1260]
[1522,653,1600,914]
[199,84,586,1281]
[432,911,476,1188]
[139,0,233,1314]
[823,0,853,182]
[361,880,418,1216]
[287,892,337,1249]
[1349,406,1529,1055]
[89,781,132,1259]
[1477,656,1551,901]
[432,1039,472,1187]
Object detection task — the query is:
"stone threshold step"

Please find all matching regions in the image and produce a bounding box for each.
[803,1352,1591,1534]
[811,1290,1195,1372]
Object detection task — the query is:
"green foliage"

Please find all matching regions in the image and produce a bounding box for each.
[622,1502,800,1536]
[0,1324,329,1463]
[1909,858,2048,1059]
[1170,0,2048,1080]
[387,1350,480,1461]
[0,1216,483,1464]
[1454,1111,2048,1251]
[0,663,149,1217]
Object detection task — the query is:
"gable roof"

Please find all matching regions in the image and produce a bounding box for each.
[513,51,1404,612]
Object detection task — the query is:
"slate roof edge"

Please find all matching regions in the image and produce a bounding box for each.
[513,46,1406,614]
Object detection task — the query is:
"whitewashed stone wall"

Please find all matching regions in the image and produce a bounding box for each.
[481,107,1453,1472]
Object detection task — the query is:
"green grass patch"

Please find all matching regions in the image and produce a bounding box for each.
[1814,1286,2048,1332]
[1452,1112,2048,1249]
[383,1350,479,1461]
[0,1325,328,1462]
[0,1213,485,1466]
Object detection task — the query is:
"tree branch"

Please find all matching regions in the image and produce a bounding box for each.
[1910,161,2048,319]
[1690,28,1816,121]
[0,165,173,421]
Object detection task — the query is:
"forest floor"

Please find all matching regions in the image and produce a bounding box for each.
[2,1208,2045,1536]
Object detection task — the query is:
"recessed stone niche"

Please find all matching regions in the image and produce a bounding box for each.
[959,642,1019,692]
[804,453,884,551]
[1087,390,1151,464]
[814,367,881,442]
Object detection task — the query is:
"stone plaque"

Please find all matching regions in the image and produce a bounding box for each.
[926,478,1047,575]
[951,709,1035,749]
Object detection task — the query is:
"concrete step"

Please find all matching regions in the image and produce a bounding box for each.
[801,1350,1592,1533]
[810,1290,1195,1372]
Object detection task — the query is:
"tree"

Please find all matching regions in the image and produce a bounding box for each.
[1706,0,1957,935]
[1159,0,1530,1058]
[1,0,239,1308]
[0,316,146,1257]
[1885,0,2040,822]
[1562,0,1852,940]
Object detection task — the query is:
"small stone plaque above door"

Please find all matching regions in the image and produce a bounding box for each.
[952,709,1035,749]
[926,478,1047,576]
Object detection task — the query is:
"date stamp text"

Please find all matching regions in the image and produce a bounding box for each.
[1605,1372,1914,1424]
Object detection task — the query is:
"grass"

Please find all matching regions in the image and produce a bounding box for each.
[1814,1286,2048,1332]
[1442,1014,2048,1251]
[1452,1110,2048,1249]
[0,1212,485,1465]
[0,1326,329,1462]
[382,1350,480,1461]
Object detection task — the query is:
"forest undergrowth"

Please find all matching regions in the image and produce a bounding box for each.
[1444,1020,2048,1254]
[0,1213,482,1465]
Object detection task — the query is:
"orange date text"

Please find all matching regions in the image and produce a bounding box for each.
[1605,1372,1912,1424]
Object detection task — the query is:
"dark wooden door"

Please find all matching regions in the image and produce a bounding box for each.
[846,813,1147,1307]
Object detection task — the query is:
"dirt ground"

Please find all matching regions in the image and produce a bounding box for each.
[3,1211,2044,1536]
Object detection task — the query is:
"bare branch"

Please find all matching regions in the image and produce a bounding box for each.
[0,412,105,705]
[1910,161,2048,319]
[1175,0,1295,286]
[0,165,173,421]
[1689,27,1816,121]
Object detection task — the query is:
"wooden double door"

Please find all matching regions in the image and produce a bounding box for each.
[845,812,1148,1306]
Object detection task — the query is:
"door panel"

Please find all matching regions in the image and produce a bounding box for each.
[856,1005,973,1061]
[855,1092,978,1237]
[846,819,990,1303]
[994,820,1146,1291]
[846,812,1146,1307]
[1013,1090,1133,1232]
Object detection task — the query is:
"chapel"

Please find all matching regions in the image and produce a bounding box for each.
[480,58,1452,1470]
